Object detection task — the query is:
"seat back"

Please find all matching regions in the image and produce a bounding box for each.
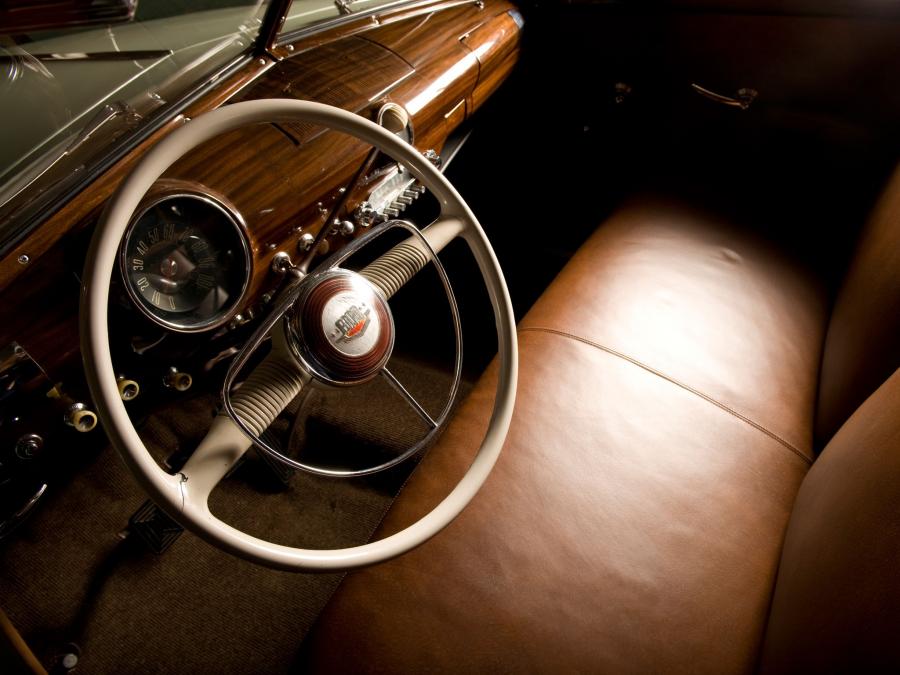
[765,164,900,670]
[814,165,900,446]
[760,368,900,672]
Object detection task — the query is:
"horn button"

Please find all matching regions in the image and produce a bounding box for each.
[289,270,394,385]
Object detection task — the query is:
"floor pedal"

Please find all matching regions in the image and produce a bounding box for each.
[128,500,183,554]
[253,429,296,486]
[254,445,296,486]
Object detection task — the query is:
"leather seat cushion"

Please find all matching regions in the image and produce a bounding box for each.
[519,197,828,459]
[300,198,827,672]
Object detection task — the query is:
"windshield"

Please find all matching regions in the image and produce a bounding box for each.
[0,2,270,216]
[0,0,409,252]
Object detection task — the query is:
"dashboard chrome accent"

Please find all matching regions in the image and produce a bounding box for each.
[271,251,295,274]
[366,169,425,220]
[118,191,251,333]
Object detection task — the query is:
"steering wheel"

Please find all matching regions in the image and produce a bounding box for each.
[80,99,518,571]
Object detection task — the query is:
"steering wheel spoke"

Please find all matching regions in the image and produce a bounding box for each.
[381,367,438,429]
[180,346,309,505]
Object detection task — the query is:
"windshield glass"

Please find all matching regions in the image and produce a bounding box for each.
[0,1,270,216]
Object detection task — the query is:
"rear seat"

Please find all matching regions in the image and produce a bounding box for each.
[300,175,900,672]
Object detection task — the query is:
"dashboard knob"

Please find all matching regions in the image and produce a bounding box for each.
[354,201,377,228]
[116,376,140,401]
[163,368,192,392]
[423,149,442,168]
[64,403,97,432]
[14,434,44,459]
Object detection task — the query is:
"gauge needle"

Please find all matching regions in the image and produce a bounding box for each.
[169,249,197,275]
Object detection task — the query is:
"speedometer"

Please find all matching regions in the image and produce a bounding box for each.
[119,193,251,332]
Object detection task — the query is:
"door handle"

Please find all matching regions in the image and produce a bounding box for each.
[691,83,757,110]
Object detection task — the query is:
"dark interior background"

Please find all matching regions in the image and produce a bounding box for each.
[448,0,900,327]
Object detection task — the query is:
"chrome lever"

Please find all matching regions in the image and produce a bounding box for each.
[691,83,757,110]
[0,483,47,539]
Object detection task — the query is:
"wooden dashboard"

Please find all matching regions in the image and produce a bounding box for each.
[0,0,519,393]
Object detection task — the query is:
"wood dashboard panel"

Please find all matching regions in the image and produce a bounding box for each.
[0,0,520,387]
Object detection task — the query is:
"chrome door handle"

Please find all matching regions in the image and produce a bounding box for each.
[691,83,757,110]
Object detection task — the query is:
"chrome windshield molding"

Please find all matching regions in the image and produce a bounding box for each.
[0,50,262,260]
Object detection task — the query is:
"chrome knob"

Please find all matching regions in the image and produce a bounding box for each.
[423,149,441,168]
[15,434,44,459]
[163,367,192,392]
[116,376,140,401]
[354,201,377,228]
[64,403,97,432]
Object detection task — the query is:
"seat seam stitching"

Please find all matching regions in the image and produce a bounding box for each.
[519,326,813,465]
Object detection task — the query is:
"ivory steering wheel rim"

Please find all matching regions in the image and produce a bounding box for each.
[80,99,518,571]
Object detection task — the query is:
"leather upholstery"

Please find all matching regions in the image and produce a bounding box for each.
[301,199,828,673]
[760,368,900,673]
[519,198,827,459]
[815,166,900,447]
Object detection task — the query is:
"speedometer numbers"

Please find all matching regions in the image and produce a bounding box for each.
[120,193,251,332]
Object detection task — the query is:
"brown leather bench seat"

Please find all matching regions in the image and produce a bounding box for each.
[301,183,900,672]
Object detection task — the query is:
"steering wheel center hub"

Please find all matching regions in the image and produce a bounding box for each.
[289,270,394,385]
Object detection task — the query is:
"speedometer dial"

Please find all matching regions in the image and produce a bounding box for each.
[120,193,251,332]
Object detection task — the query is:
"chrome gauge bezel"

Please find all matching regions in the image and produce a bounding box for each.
[118,191,252,333]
